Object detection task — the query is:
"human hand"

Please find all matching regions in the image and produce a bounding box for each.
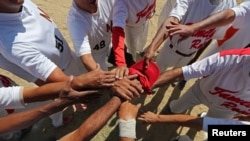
[115,66,129,79]
[138,111,159,123]
[164,16,179,28]
[143,47,155,69]
[118,101,141,120]
[59,76,100,104]
[166,21,196,42]
[72,64,116,90]
[111,75,144,101]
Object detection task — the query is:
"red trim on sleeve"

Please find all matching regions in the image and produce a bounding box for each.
[112,26,126,66]
[220,48,250,56]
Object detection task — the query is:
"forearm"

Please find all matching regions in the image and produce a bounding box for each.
[149,17,178,51]
[80,54,98,71]
[60,96,122,141]
[46,67,69,83]
[120,137,135,141]
[0,99,71,134]
[23,82,66,103]
[153,68,184,88]
[157,114,203,130]
[193,9,235,31]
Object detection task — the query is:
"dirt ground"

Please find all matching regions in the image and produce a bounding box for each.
[0,0,243,141]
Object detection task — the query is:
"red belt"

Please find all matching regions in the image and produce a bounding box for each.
[169,44,195,57]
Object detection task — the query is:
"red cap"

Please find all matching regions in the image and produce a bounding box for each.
[129,59,160,94]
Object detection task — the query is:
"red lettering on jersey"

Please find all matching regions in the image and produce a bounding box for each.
[192,28,215,38]
[209,87,250,108]
[209,87,237,95]
[136,0,156,23]
[217,26,239,46]
[221,101,250,115]
[190,39,205,49]
[38,7,52,22]
[106,20,113,32]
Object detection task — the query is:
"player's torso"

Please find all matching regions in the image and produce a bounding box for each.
[0,0,72,69]
[200,53,250,115]
[124,0,156,27]
[170,0,236,54]
[89,0,113,54]
[68,0,113,55]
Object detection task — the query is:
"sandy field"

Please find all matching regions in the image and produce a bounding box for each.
[0,0,244,141]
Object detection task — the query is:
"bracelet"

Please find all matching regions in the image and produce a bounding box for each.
[119,119,136,139]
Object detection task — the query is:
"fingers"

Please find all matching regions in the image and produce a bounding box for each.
[115,66,129,79]
[143,58,149,69]
[77,90,98,97]
[112,79,143,101]
[126,74,138,80]
[170,20,179,25]
[80,103,88,110]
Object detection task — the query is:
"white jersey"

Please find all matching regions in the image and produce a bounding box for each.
[198,1,250,59]
[156,0,236,72]
[112,0,156,28]
[169,0,236,54]
[112,0,156,59]
[67,0,113,57]
[0,0,76,82]
[0,75,24,109]
[182,48,250,115]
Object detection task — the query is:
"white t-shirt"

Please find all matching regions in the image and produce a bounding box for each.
[219,1,250,49]
[0,75,24,109]
[67,0,114,57]
[113,0,156,28]
[0,0,73,82]
[182,48,250,115]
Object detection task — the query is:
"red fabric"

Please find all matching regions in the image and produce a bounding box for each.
[129,59,160,94]
[129,68,151,93]
[220,48,250,56]
[112,26,126,66]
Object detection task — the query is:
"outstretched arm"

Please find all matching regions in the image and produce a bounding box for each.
[138,111,203,130]
[168,9,235,37]
[118,101,141,141]
[0,78,98,134]
[152,67,184,89]
[59,96,122,141]
[59,77,143,141]
[143,17,179,68]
